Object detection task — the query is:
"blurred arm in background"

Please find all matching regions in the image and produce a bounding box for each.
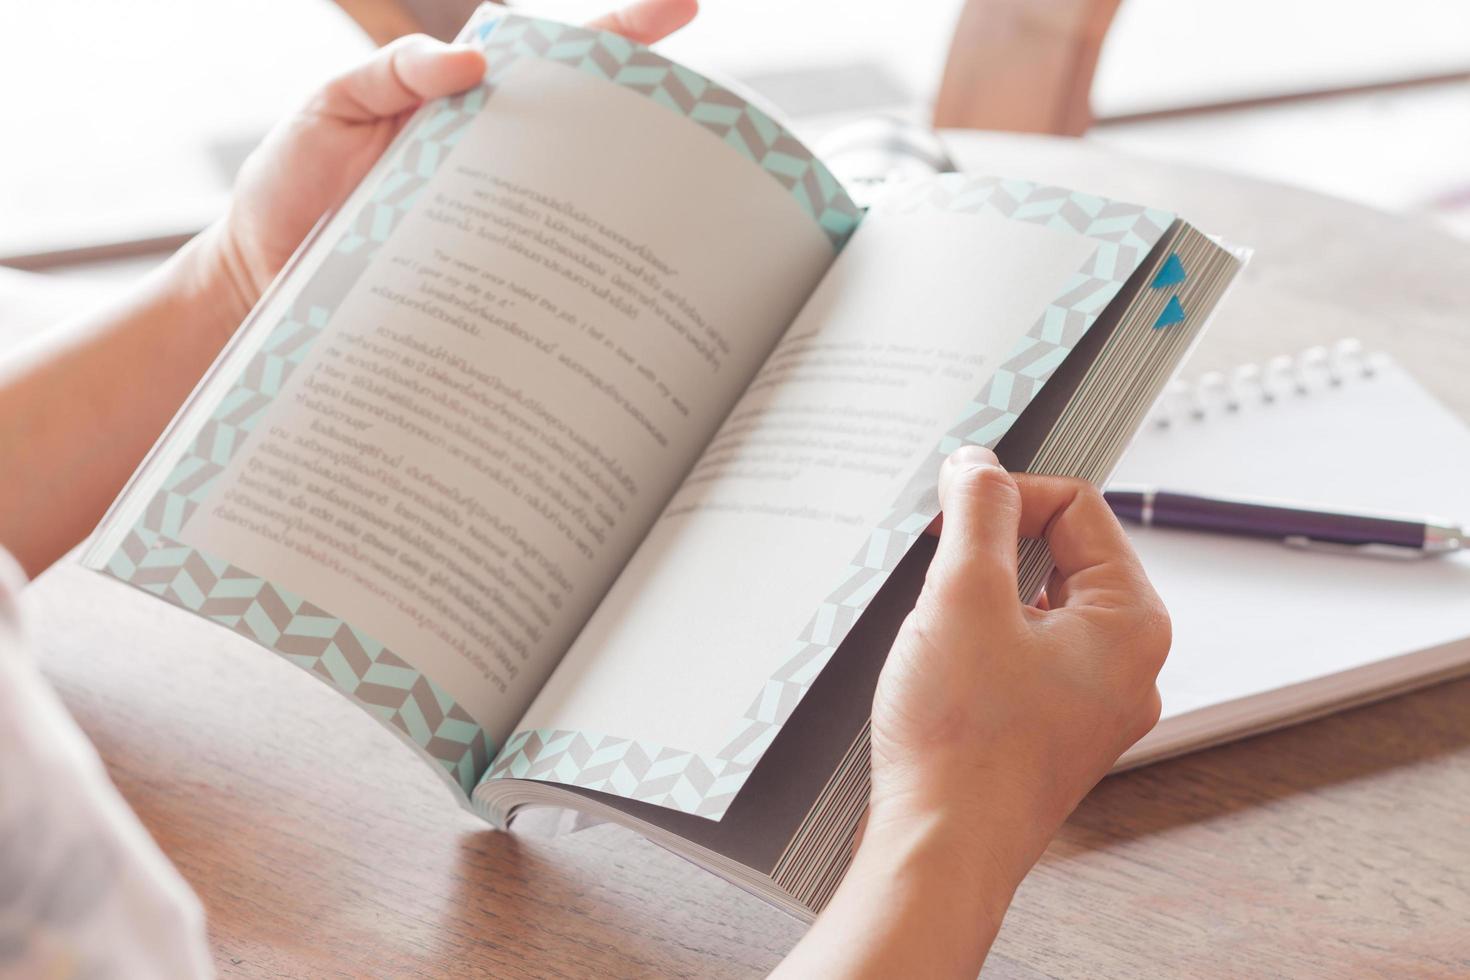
[935,0,1122,135]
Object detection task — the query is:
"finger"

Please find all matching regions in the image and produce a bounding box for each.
[1135,686,1164,742]
[850,808,870,856]
[317,35,487,122]
[1044,562,1069,607]
[925,445,1025,623]
[587,0,699,44]
[1011,474,1153,609]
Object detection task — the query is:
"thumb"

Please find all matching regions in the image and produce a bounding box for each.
[587,0,700,44]
[922,446,1026,628]
[315,35,487,122]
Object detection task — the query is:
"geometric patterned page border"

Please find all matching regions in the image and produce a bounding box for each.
[473,12,862,248]
[98,9,855,799]
[483,174,1174,818]
[102,40,496,795]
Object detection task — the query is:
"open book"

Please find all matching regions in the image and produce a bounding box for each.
[83,6,1242,918]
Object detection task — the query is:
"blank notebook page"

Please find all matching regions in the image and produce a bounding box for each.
[1109,347,1470,761]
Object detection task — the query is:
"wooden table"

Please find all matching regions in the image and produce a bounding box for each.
[22,133,1470,977]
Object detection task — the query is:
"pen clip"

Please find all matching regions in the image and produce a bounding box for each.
[1282,535,1427,560]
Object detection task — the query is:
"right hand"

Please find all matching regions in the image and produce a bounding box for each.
[866,444,1170,900]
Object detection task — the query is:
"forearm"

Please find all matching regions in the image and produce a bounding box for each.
[0,223,250,577]
[773,811,1026,979]
[934,0,1123,135]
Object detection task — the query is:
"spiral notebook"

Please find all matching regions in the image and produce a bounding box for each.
[1110,341,1470,766]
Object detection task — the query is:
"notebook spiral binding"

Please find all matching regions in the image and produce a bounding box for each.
[1149,338,1381,429]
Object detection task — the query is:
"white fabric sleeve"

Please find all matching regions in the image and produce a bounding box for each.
[0,551,213,979]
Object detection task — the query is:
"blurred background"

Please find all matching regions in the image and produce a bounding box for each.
[2,0,1467,331]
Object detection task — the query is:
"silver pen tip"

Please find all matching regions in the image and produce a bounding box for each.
[1424,522,1466,554]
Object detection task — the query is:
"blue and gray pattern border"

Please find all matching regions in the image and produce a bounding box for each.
[105,69,494,795]
[474,13,862,246]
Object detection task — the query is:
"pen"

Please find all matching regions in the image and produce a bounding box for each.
[1103,486,1466,558]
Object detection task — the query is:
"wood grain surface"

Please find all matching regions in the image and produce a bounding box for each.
[22,133,1470,977]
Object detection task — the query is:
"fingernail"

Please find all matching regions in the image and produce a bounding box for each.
[944,444,999,471]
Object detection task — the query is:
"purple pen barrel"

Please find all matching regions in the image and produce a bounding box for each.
[1103,489,1428,549]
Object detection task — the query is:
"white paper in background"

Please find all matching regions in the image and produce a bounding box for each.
[1111,352,1470,719]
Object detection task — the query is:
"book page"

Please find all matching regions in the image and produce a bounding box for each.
[95,21,848,776]
[510,190,1106,769]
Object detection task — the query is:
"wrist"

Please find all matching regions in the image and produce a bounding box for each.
[175,219,259,344]
[857,806,1020,931]
[777,803,1016,978]
[865,757,1057,910]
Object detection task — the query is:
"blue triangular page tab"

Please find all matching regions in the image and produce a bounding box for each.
[1153,295,1186,329]
[1151,253,1187,289]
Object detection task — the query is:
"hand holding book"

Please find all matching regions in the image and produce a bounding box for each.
[780,445,1170,977]
[0,3,698,580]
[871,446,1167,856]
[218,0,698,330]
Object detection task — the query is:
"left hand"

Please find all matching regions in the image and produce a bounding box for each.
[208,0,698,323]
[0,1,697,578]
